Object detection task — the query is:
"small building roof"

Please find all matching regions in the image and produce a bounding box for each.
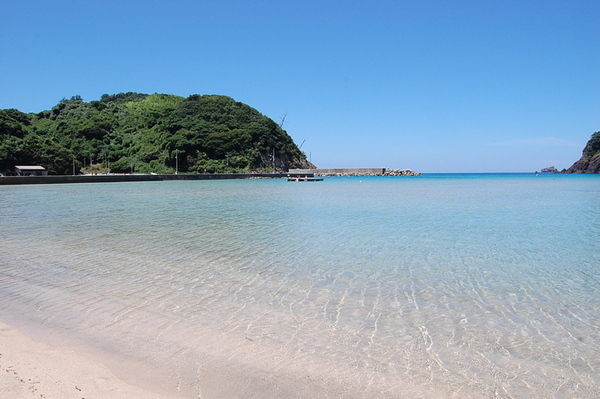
[14,165,46,170]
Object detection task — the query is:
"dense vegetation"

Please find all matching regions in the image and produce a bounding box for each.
[582,131,600,158]
[0,93,312,175]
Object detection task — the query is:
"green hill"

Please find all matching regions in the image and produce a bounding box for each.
[0,93,313,175]
[565,131,600,173]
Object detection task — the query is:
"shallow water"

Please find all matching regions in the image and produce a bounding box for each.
[1,174,599,398]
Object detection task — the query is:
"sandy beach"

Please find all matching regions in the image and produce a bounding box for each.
[0,321,171,399]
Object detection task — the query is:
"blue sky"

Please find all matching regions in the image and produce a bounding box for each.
[1,0,598,172]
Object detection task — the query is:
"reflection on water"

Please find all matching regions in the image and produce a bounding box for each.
[1,175,599,398]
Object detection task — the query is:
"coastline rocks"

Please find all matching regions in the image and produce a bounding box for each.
[566,155,600,173]
[382,168,422,176]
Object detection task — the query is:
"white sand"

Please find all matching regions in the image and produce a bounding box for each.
[0,321,171,399]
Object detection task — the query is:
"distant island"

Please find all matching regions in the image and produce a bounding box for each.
[564,131,600,173]
[540,166,560,173]
[0,93,314,176]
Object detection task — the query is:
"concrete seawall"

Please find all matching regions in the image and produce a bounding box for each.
[0,173,312,186]
[289,168,385,176]
[288,168,421,176]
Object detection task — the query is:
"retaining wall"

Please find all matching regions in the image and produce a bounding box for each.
[0,173,311,186]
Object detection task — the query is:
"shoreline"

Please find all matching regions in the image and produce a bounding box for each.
[0,321,173,399]
[0,172,311,186]
[0,318,372,399]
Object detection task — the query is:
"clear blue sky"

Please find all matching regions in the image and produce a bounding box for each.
[1,0,598,172]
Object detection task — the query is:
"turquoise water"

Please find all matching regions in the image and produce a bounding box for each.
[1,174,599,398]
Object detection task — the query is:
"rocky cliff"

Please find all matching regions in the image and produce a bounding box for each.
[565,131,600,173]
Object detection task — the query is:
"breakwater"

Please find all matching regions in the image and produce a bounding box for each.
[288,168,421,176]
[0,172,312,186]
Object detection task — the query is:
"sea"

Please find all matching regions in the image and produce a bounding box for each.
[1,173,599,398]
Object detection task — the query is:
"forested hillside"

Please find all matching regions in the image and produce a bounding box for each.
[565,131,600,173]
[0,93,313,175]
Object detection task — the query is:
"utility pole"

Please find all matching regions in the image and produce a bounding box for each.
[175,149,179,174]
